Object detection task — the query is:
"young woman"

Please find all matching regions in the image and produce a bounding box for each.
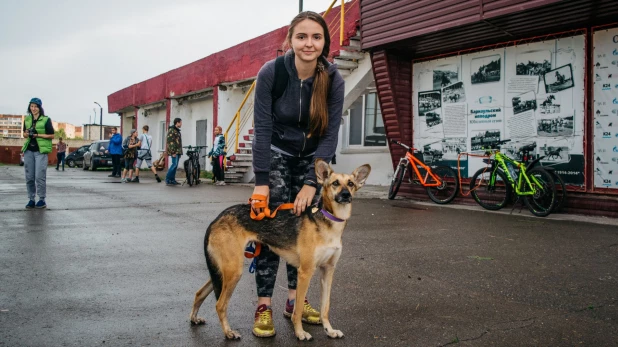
[250,11,345,338]
[208,125,226,185]
[22,98,55,209]
[121,129,139,183]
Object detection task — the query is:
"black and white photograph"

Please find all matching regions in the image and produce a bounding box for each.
[471,130,501,151]
[433,64,459,90]
[539,141,571,164]
[471,55,501,84]
[420,140,444,164]
[544,64,574,93]
[501,140,537,161]
[418,90,441,116]
[537,114,574,137]
[516,50,552,76]
[442,81,466,104]
[538,94,561,114]
[512,91,537,115]
[441,137,467,159]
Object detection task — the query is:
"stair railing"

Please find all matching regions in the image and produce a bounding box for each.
[224,82,255,154]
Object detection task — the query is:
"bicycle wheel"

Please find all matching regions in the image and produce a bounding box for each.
[549,171,567,212]
[470,168,511,210]
[425,166,459,204]
[523,167,556,217]
[186,159,194,186]
[388,163,406,200]
[193,161,200,185]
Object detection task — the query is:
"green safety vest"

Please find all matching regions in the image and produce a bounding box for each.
[22,115,53,154]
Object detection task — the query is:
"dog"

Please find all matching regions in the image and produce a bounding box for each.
[189,159,371,340]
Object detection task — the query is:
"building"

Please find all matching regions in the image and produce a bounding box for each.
[0,114,25,138]
[360,0,618,216]
[83,124,118,140]
[107,2,392,185]
[54,122,77,139]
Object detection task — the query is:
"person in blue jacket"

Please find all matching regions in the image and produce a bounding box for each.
[208,125,226,185]
[106,127,123,177]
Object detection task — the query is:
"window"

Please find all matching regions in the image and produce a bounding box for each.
[347,92,386,147]
[159,121,166,151]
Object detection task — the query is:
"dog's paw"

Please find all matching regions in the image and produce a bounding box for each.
[296,330,313,341]
[190,317,206,325]
[325,328,344,339]
[225,329,242,340]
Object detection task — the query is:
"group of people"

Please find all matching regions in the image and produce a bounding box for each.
[22,11,344,339]
[106,125,161,184]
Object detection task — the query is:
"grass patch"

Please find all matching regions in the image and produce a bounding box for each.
[200,170,213,179]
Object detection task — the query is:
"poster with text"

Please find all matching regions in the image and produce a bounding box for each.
[593,27,618,189]
[413,35,585,184]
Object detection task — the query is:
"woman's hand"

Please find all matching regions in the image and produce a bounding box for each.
[251,185,270,215]
[294,185,316,216]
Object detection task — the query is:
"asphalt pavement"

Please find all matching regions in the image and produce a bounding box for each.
[1,165,617,346]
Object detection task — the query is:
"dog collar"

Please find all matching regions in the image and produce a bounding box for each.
[321,209,346,222]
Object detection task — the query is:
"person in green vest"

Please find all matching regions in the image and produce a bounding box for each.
[22,97,55,209]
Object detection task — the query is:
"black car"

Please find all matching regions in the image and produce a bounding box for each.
[83,141,113,171]
[65,145,90,168]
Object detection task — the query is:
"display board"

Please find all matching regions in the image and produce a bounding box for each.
[593,28,618,189]
[413,35,585,185]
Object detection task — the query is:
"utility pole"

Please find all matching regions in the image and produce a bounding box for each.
[94,102,103,140]
[299,0,303,12]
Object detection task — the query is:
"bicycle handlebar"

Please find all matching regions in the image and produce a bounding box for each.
[183,145,208,149]
[480,139,511,151]
[390,139,411,151]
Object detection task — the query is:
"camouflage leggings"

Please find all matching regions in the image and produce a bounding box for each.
[255,150,320,297]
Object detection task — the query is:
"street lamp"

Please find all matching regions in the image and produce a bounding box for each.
[94,102,103,140]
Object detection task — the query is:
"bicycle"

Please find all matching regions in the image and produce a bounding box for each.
[182,145,207,187]
[469,139,557,217]
[518,143,567,213]
[388,139,459,204]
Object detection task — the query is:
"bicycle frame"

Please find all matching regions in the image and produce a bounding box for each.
[399,150,443,187]
[489,151,544,196]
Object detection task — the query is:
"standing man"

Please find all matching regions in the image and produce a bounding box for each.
[165,118,182,186]
[55,138,67,171]
[132,125,161,183]
[22,97,55,209]
[107,127,123,178]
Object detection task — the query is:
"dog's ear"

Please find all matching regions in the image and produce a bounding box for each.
[352,164,371,188]
[315,159,332,184]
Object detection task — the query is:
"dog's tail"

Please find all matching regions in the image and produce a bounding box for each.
[204,224,223,300]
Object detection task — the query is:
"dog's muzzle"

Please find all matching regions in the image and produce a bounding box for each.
[335,189,352,204]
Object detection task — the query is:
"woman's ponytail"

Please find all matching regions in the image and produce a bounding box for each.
[309,58,330,137]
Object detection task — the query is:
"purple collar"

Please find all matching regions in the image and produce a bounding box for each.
[321,209,346,222]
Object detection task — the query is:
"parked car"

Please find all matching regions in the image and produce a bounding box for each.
[83,141,113,171]
[65,145,90,168]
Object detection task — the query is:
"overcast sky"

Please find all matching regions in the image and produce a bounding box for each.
[0,0,330,127]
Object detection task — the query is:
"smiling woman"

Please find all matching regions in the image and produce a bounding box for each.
[249,10,346,339]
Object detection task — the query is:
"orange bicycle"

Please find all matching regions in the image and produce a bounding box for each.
[388,140,459,204]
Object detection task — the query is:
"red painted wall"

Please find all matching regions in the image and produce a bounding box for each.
[107,2,360,113]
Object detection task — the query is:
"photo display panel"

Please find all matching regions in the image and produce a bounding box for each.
[413,35,585,185]
[593,28,618,189]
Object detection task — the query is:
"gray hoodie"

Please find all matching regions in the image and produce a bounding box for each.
[252,51,345,186]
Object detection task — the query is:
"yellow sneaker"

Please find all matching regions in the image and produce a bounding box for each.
[283,298,322,325]
[252,304,276,337]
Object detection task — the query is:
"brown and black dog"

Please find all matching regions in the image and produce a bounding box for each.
[189,159,371,340]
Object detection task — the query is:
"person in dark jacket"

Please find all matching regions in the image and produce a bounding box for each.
[249,11,345,338]
[106,127,123,177]
[165,118,183,185]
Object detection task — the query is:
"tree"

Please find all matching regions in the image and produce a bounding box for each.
[55,128,67,139]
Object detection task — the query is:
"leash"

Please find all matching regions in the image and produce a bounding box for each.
[244,195,346,273]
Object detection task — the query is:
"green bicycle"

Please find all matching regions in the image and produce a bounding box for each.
[469,139,557,217]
